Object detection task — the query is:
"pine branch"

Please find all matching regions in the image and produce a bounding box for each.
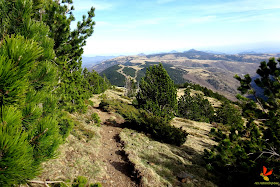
[29,128,48,143]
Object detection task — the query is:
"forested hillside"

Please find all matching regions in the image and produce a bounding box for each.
[93,50,279,100]
[100,62,187,87]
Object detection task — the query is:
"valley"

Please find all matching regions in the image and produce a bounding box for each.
[90,50,278,100]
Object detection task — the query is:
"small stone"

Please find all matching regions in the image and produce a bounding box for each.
[108,130,113,133]
[147,145,153,149]
[177,171,194,183]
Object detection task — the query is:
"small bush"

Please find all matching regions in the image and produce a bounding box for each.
[215,101,243,128]
[91,113,101,125]
[178,89,215,123]
[88,100,94,106]
[72,124,95,142]
[98,93,107,100]
[58,112,74,140]
[72,176,88,187]
[138,111,188,146]
[90,182,102,187]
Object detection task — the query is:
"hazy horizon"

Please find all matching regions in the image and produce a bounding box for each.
[71,0,280,56]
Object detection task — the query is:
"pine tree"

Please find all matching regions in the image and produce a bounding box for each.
[215,101,243,127]
[136,63,177,121]
[42,0,96,112]
[125,77,137,97]
[0,0,82,184]
[178,88,214,122]
[204,58,280,186]
[83,68,110,95]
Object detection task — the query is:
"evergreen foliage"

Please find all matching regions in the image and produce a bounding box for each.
[100,65,126,87]
[83,68,110,94]
[136,63,177,121]
[180,82,232,103]
[178,89,215,123]
[204,58,280,186]
[0,1,62,183]
[100,99,188,146]
[215,101,243,127]
[0,0,104,185]
[125,77,137,97]
[123,67,136,77]
[42,0,98,112]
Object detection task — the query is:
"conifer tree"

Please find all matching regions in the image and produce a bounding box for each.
[125,77,137,97]
[136,63,177,121]
[83,68,110,94]
[204,58,280,186]
[178,88,214,122]
[42,0,96,112]
[0,0,94,184]
[215,101,243,127]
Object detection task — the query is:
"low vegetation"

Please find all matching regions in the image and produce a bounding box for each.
[99,99,188,146]
[204,58,280,186]
[119,128,216,187]
[178,88,215,123]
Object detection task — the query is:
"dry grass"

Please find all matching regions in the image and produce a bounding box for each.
[35,106,105,184]
[205,97,222,108]
[119,116,218,187]
[172,117,217,153]
[89,87,132,107]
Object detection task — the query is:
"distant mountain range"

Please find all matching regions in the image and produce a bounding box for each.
[82,56,117,68]
[90,49,279,100]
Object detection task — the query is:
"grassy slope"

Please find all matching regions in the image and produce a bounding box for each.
[36,106,105,184]
[116,88,218,186]
[35,88,219,186]
[119,118,217,187]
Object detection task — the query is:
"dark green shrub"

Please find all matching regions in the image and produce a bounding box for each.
[91,113,101,125]
[99,99,188,146]
[72,176,88,187]
[204,58,280,186]
[215,101,243,128]
[178,89,215,122]
[139,111,188,146]
[90,182,102,187]
[58,112,74,140]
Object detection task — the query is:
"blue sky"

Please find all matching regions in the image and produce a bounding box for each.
[70,0,280,56]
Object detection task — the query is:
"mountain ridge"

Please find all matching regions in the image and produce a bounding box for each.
[91,50,277,100]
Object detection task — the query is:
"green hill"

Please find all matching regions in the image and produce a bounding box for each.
[100,62,187,86]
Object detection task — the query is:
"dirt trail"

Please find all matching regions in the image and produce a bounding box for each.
[92,108,138,187]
